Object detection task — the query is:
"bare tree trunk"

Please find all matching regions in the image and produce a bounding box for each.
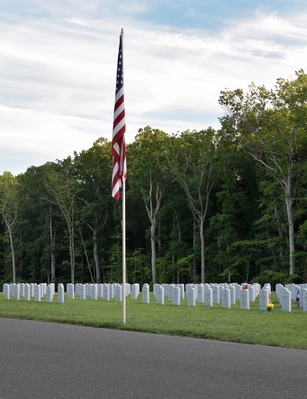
[6,223,16,283]
[69,226,75,284]
[251,154,296,276]
[199,217,205,283]
[285,182,295,276]
[193,220,197,283]
[157,222,161,254]
[273,202,284,260]
[49,206,56,284]
[87,214,106,284]
[93,229,100,283]
[151,218,156,284]
[79,226,94,283]
[142,174,166,285]
[174,214,182,284]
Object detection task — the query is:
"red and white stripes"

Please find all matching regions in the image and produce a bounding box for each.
[112,31,127,200]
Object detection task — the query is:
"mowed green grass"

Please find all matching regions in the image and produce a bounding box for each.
[0,292,306,350]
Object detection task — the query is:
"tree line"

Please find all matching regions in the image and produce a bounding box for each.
[1,70,307,287]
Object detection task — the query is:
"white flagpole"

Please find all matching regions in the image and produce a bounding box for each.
[122,178,126,324]
[121,28,127,325]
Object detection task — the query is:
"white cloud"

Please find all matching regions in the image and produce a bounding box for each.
[0,2,306,175]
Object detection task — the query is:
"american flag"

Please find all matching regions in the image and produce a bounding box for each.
[112,30,127,200]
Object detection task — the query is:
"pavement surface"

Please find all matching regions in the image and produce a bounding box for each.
[0,317,306,399]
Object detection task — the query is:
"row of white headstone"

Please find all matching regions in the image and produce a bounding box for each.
[2,282,307,312]
[275,283,307,312]
[152,283,261,309]
[2,282,136,303]
[152,282,307,312]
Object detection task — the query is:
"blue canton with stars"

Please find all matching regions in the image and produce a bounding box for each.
[116,38,123,94]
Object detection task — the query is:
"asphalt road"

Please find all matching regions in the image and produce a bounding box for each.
[0,318,306,399]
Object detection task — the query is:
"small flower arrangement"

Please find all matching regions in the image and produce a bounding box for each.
[267,303,274,311]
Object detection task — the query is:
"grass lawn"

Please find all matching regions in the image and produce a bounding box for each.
[0,292,306,350]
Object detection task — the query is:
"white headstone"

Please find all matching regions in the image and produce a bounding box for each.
[10,283,16,298]
[155,285,164,305]
[235,283,241,300]
[172,287,180,306]
[302,289,307,312]
[24,283,30,301]
[222,288,231,308]
[46,285,53,302]
[204,286,213,307]
[67,283,75,300]
[153,284,159,299]
[98,284,103,298]
[197,284,204,303]
[187,287,196,306]
[131,283,140,300]
[142,284,150,304]
[298,287,303,308]
[19,283,25,297]
[240,289,250,310]
[103,284,110,301]
[212,285,220,304]
[275,283,284,305]
[248,285,255,302]
[125,283,131,296]
[3,283,10,299]
[229,284,236,305]
[162,284,170,300]
[285,283,299,301]
[260,288,269,311]
[91,284,98,300]
[57,283,65,303]
[34,284,42,302]
[169,284,176,302]
[110,284,115,298]
[50,283,55,297]
[75,283,80,297]
[41,283,47,297]
[281,288,291,312]
[30,283,35,298]
[263,283,271,295]
[179,284,185,300]
[115,284,122,301]
[79,284,86,300]
[85,283,91,297]
[185,284,191,298]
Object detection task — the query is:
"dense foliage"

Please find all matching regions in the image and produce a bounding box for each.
[1,72,307,286]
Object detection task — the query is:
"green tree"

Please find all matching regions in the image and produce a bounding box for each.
[0,172,19,283]
[128,126,171,284]
[74,137,113,283]
[209,127,260,282]
[18,165,65,283]
[219,70,307,276]
[42,158,81,284]
[169,128,216,283]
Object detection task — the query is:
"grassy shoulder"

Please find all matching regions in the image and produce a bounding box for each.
[0,292,306,350]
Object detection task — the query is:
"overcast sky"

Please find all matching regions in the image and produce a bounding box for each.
[1,0,306,175]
